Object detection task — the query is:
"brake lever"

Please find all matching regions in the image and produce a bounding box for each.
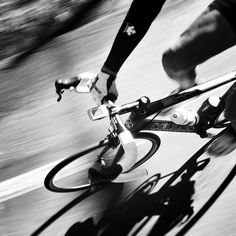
[55,77,81,102]
[55,80,64,102]
[56,89,64,102]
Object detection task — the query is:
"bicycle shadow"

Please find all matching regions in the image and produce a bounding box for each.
[32,139,236,236]
[64,157,209,236]
[64,157,236,236]
[31,183,124,236]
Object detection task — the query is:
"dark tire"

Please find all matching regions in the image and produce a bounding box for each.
[44,144,106,192]
[44,132,160,192]
[128,132,161,172]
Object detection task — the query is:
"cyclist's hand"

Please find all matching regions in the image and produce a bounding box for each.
[91,71,118,105]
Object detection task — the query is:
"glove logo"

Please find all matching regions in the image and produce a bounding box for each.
[91,77,102,94]
[123,23,136,36]
[93,85,102,94]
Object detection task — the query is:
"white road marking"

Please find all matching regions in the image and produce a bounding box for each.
[0,159,61,203]
[0,141,148,203]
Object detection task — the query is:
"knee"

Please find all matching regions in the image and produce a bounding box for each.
[162,48,196,82]
[162,48,179,79]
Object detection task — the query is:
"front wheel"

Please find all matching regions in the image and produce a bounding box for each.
[44,132,160,192]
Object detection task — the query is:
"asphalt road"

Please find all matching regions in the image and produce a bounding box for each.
[1,0,236,235]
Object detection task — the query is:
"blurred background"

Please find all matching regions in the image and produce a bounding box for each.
[0,0,131,171]
[1,0,236,235]
[0,0,124,64]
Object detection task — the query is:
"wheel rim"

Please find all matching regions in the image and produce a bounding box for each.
[44,144,106,192]
[44,133,160,192]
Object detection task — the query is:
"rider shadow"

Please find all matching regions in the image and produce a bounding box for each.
[64,158,210,236]
[32,150,236,236]
[31,183,124,236]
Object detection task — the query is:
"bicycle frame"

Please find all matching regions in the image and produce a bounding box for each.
[47,70,236,192]
[94,70,236,169]
[124,71,236,135]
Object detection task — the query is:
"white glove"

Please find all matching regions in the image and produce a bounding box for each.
[91,71,118,105]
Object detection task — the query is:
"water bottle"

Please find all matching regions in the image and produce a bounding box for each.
[196,95,221,124]
[170,108,199,126]
[170,96,221,126]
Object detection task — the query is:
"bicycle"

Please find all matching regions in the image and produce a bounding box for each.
[44,71,236,193]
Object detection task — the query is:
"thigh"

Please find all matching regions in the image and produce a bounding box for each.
[225,85,236,121]
[167,6,236,71]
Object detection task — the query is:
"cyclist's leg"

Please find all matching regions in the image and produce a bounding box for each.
[207,54,236,156]
[225,88,236,131]
[162,1,236,89]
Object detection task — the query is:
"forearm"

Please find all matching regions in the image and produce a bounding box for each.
[103,0,167,74]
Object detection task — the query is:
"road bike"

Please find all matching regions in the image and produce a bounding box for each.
[44,71,236,192]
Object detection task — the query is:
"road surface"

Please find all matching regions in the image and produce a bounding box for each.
[1,0,236,235]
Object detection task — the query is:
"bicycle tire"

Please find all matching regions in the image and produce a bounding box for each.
[128,132,161,172]
[44,132,160,192]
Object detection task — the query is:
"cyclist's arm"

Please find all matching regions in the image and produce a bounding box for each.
[102,0,167,75]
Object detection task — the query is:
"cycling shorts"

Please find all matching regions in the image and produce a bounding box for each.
[209,0,236,32]
[225,86,236,121]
